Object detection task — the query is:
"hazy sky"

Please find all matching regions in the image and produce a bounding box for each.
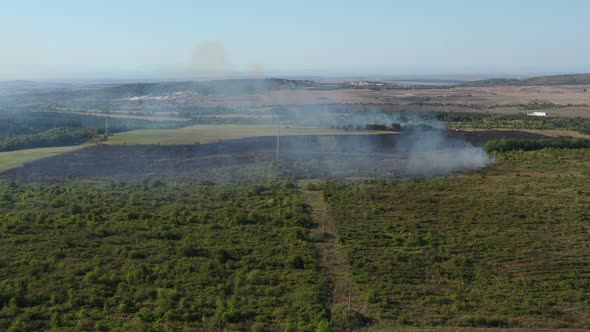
[2,0,590,80]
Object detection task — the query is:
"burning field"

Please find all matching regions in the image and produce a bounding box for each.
[2,130,547,182]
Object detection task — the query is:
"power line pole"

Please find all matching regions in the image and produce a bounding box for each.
[104,110,109,139]
[348,282,352,313]
[275,118,280,161]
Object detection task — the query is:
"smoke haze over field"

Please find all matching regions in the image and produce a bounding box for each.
[396,129,493,175]
[279,107,493,176]
[325,110,494,175]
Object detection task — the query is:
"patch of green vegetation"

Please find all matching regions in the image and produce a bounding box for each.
[0,180,328,331]
[519,101,562,110]
[0,127,95,152]
[321,149,590,329]
[0,109,179,137]
[435,111,590,133]
[484,137,590,152]
[0,145,89,173]
[105,124,387,145]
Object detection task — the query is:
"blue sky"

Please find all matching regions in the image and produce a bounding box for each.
[1,0,589,80]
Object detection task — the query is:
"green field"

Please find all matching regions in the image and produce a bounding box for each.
[105,124,391,145]
[0,145,89,173]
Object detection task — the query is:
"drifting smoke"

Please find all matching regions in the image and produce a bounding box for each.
[191,41,233,78]
[249,63,266,78]
[292,108,494,176]
[276,110,494,177]
[338,110,444,129]
[346,110,493,176]
[190,41,266,79]
[395,128,493,176]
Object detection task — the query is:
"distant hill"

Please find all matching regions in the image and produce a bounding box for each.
[521,73,590,85]
[0,78,319,105]
[458,73,590,87]
[0,81,78,96]
[101,78,317,98]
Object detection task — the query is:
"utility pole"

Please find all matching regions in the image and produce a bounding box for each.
[104,110,109,139]
[348,282,352,313]
[275,118,280,161]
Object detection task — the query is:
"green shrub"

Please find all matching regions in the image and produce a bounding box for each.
[331,306,372,331]
[315,319,332,332]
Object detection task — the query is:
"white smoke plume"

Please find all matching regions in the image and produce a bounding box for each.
[191,41,233,78]
[395,128,493,176]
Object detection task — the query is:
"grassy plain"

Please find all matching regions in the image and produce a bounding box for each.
[0,144,90,173]
[104,124,390,145]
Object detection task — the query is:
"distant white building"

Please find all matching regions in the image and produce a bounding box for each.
[527,112,548,117]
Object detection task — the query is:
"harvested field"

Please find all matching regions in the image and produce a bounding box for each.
[0,144,90,173]
[104,124,391,145]
[2,130,548,182]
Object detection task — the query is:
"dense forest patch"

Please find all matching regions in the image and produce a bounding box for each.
[0,127,95,152]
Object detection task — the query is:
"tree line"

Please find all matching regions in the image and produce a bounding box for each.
[0,127,96,152]
[484,137,590,153]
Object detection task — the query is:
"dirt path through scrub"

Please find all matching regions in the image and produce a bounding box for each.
[300,182,369,316]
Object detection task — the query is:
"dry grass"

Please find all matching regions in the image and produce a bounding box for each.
[141,85,590,117]
[105,124,391,145]
[344,85,590,106]
[0,144,90,173]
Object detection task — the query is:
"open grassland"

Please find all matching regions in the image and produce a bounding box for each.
[105,124,391,145]
[0,145,89,173]
[320,148,590,329]
[354,84,590,106]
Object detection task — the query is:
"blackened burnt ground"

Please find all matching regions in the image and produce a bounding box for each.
[1,130,548,182]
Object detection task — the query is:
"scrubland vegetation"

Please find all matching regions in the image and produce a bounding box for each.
[1,145,590,330]
[320,148,590,329]
[0,180,327,331]
[2,98,590,331]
